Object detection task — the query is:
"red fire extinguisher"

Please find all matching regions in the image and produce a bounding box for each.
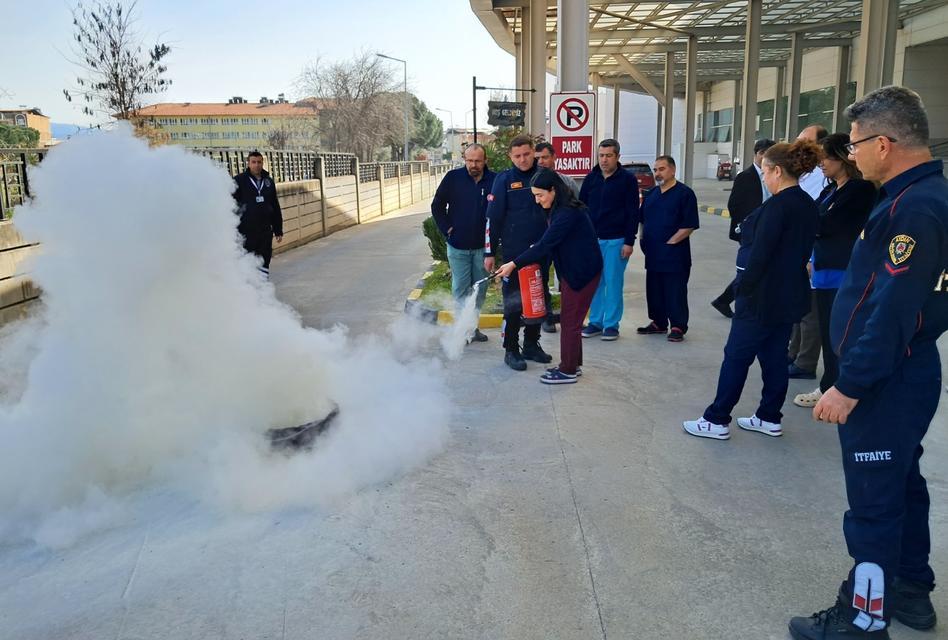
[518,263,547,321]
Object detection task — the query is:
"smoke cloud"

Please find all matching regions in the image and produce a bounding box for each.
[0,127,473,547]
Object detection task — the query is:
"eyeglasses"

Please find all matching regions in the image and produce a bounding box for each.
[845,134,898,154]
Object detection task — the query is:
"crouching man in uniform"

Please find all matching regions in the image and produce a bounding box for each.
[789,86,948,639]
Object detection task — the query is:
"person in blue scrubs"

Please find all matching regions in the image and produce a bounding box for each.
[683,140,820,441]
[789,87,948,640]
[637,155,699,342]
[578,139,640,341]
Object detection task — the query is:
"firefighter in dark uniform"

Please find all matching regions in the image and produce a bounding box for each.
[234,151,283,276]
[484,134,553,371]
[789,86,948,639]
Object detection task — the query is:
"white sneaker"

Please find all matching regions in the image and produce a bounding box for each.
[737,415,783,437]
[793,387,823,408]
[682,418,731,440]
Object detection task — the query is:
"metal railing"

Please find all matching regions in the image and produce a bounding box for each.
[0,144,452,219]
[0,149,47,218]
[192,148,451,183]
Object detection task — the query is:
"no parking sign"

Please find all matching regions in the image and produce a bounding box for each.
[550,92,596,177]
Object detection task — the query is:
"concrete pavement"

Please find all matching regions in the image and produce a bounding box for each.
[1,197,945,640]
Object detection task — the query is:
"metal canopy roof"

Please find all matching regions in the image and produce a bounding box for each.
[473,0,948,86]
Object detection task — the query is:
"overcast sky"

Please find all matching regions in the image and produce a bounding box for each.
[2,0,517,131]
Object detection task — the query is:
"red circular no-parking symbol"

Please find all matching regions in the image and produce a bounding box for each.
[556,98,590,131]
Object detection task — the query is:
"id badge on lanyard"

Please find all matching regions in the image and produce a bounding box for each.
[251,177,265,203]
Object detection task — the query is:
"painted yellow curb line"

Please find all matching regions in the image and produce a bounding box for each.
[437,310,504,329]
[700,205,731,218]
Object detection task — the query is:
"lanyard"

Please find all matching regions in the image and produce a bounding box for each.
[249,175,265,197]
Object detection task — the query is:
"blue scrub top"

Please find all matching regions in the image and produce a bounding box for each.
[641,182,700,272]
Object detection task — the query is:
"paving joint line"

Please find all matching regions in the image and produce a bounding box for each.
[550,393,608,640]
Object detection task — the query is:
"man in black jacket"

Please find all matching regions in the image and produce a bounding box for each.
[711,138,775,318]
[431,144,496,342]
[233,151,283,276]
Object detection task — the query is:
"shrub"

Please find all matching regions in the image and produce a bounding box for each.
[422,216,448,262]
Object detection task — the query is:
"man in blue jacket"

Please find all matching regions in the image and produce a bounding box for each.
[485,134,554,371]
[637,156,699,343]
[789,86,948,640]
[431,144,496,342]
[579,139,640,341]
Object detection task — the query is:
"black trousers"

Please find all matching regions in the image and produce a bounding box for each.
[241,228,274,269]
[814,288,840,392]
[646,269,691,332]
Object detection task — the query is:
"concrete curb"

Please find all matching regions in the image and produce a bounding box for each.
[403,262,504,328]
[700,204,730,218]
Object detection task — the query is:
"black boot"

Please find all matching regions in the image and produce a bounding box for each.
[710,297,734,318]
[504,350,527,371]
[789,584,891,640]
[522,341,553,364]
[891,577,937,630]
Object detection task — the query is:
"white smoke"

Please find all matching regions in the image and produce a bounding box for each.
[0,126,467,547]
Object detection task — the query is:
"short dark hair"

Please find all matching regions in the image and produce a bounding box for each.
[248,150,264,159]
[655,155,676,168]
[845,85,930,148]
[535,141,555,155]
[598,138,620,154]
[813,125,828,141]
[753,138,777,155]
[509,134,535,151]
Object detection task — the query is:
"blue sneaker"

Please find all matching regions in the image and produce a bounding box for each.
[547,366,582,377]
[601,327,620,341]
[540,368,578,385]
[581,324,602,338]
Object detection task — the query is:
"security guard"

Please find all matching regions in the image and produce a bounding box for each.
[233,151,283,276]
[485,134,553,371]
[789,86,948,639]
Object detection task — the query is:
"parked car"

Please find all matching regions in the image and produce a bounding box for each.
[622,162,656,204]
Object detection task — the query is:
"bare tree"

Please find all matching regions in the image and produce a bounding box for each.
[63,1,171,120]
[265,113,320,151]
[296,52,403,161]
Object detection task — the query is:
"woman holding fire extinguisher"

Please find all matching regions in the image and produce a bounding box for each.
[496,169,603,384]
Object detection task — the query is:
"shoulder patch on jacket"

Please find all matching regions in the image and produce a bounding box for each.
[510,181,523,189]
[889,234,916,266]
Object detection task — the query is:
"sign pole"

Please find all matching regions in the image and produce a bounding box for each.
[472,76,477,144]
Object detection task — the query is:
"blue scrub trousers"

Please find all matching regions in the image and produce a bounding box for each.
[645,268,690,332]
[837,345,942,616]
[703,313,794,425]
[588,238,629,331]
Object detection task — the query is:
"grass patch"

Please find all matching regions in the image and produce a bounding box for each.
[418,261,560,314]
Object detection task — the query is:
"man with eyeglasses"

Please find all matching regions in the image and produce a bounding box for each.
[789,86,948,640]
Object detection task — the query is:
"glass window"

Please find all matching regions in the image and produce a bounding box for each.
[755,99,775,140]
[708,108,733,143]
[797,87,835,135]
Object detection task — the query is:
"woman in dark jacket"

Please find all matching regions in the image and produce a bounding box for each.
[684,140,821,440]
[793,133,877,408]
[496,169,603,385]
